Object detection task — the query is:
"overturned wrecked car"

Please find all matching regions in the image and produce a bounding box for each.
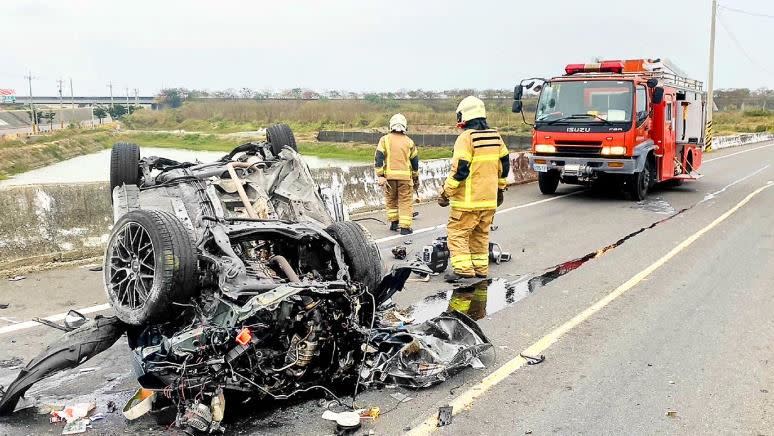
[0,125,490,433]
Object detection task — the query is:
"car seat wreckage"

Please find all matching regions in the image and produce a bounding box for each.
[0,124,491,433]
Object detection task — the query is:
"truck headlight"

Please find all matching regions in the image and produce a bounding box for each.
[601,146,626,155]
[535,144,556,153]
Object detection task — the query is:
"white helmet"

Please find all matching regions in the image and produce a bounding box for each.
[389,113,407,132]
[456,96,486,124]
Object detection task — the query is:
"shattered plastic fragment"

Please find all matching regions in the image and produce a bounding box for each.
[61,418,89,435]
[437,405,453,427]
[52,402,95,423]
[122,388,155,420]
[389,392,412,403]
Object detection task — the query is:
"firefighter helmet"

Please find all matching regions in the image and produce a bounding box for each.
[389,113,407,132]
[456,96,486,124]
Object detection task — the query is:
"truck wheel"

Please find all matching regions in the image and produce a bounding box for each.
[326,221,383,293]
[110,142,141,202]
[104,210,198,325]
[627,160,651,201]
[538,171,560,195]
[266,123,297,155]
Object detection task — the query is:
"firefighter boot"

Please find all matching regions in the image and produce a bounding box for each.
[389,221,399,231]
[444,270,475,283]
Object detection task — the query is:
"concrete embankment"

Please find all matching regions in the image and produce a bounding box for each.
[0,152,535,271]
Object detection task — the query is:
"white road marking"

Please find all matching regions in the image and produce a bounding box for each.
[704,142,774,163]
[0,304,111,335]
[375,189,584,244]
[406,181,774,435]
[701,164,770,203]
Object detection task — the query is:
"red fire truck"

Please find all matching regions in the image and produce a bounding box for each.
[512,59,706,200]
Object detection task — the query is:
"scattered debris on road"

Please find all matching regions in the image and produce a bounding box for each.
[0,303,9,309]
[391,245,407,259]
[0,134,495,435]
[61,418,89,435]
[520,353,545,365]
[437,405,453,427]
[389,392,412,403]
[665,410,678,417]
[7,275,25,282]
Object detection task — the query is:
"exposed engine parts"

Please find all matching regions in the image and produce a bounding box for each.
[0,125,493,434]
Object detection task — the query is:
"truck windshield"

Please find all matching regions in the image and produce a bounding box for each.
[536,80,634,124]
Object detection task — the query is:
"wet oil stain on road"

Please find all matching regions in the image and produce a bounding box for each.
[408,206,691,323]
[631,196,676,215]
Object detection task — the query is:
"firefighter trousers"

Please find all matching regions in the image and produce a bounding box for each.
[384,180,414,228]
[446,208,495,276]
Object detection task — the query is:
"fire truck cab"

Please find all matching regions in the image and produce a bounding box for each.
[513,59,706,200]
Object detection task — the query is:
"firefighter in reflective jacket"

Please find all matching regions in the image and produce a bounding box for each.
[375,113,419,235]
[438,97,509,282]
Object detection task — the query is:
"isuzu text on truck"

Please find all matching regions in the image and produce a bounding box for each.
[512,59,707,200]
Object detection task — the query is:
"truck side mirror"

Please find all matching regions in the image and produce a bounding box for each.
[512,100,523,113]
[513,85,523,101]
[652,87,664,104]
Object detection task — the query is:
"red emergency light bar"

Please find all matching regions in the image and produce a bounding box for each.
[565,61,625,75]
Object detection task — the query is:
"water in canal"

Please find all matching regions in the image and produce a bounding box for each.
[0,147,362,186]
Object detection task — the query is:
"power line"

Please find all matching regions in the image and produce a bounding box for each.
[717,12,774,76]
[719,4,774,19]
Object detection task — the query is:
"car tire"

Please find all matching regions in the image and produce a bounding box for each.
[627,160,651,201]
[266,123,298,156]
[538,170,560,195]
[104,209,198,325]
[110,142,141,203]
[325,221,383,293]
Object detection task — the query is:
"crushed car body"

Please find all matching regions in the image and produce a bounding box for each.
[0,125,492,433]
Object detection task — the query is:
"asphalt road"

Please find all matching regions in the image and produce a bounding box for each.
[0,142,772,435]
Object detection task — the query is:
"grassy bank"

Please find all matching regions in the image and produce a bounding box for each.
[0,129,117,179]
[0,129,453,178]
[120,132,452,161]
[122,99,532,134]
[713,109,774,135]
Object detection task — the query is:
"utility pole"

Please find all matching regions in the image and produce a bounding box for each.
[705,0,717,151]
[57,78,65,128]
[69,78,75,123]
[107,81,114,108]
[134,88,139,109]
[25,71,37,134]
[125,87,130,114]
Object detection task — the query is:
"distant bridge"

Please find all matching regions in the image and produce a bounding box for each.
[19,96,158,109]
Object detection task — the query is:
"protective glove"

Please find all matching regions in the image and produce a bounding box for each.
[437,191,450,207]
[377,176,387,187]
[497,189,504,207]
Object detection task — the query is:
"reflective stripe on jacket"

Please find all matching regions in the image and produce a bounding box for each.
[375,133,419,181]
[443,129,509,211]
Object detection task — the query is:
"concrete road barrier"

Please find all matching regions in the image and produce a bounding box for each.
[0,152,536,270]
[711,133,773,150]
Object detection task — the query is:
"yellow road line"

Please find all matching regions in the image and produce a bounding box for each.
[407,181,774,435]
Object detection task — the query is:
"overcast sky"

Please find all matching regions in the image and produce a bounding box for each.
[2,0,773,96]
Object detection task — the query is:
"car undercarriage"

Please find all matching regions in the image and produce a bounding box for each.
[0,125,491,433]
